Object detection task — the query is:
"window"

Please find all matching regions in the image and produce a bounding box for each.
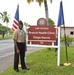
[70,31,74,35]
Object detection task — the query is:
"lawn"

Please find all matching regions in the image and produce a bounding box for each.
[0,35,12,40]
[0,46,74,75]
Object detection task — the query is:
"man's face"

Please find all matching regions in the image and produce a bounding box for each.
[18,24,23,29]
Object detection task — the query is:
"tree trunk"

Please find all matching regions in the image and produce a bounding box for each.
[2,33,4,38]
[44,1,49,26]
[6,23,8,27]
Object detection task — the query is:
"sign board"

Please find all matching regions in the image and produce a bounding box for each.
[28,18,56,45]
[27,18,61,66]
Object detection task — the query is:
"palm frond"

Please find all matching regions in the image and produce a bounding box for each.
[36,0,43,6]
[0,12,3,16]
[27,0,34,4]
[50,0,52,3]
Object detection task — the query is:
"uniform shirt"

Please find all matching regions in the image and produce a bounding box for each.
[13,28,26,43]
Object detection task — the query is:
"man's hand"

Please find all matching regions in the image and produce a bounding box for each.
[16,49,20,54]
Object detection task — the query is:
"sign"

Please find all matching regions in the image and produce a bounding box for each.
[28,18,56,45]
[27,18,61,66]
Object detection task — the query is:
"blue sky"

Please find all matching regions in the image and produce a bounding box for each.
[0,0,74,28]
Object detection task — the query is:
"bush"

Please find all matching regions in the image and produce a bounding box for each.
[61,35,73,46]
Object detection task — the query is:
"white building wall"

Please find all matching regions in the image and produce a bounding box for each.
[60,27,74,38]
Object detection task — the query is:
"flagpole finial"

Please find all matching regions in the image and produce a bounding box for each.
[60,0,62,2]
[17,2,19,6]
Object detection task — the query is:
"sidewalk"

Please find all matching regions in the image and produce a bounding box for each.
[0,47,43,73]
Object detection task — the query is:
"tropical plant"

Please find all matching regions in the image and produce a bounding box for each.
[24,22,30,32]
[0,23,10,38]
[61,35,73,46]
[48,18,55,26]
[24,22,30,27]
[27,0,52,25]
[0,11,11,27]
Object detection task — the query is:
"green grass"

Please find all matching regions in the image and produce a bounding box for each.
[72,38,74,41]
[0,35,12,40]
[0,46,74,75]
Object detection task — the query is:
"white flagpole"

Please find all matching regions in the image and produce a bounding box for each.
[57,27,60,66]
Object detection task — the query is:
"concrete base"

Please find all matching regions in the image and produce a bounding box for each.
[64,63,71,66]
[18,64,21,68]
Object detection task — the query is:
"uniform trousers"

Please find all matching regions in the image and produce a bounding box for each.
[14,42,27,70]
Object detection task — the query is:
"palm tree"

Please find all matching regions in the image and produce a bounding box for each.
[27,0,52,26]
[0,11,10,27]
[24,22,30,32]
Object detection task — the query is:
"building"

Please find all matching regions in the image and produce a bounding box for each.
[60,26,74,38]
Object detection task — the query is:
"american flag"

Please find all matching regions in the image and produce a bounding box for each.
[12,4,19,32]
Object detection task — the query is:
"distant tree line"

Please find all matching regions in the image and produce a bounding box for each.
[0,23,10,38]
[0,11,11,38]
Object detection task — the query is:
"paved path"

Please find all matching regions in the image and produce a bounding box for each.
[0,47,43,74]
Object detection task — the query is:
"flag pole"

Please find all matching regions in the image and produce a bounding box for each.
[58,0,71,66]
[63,23,71,66]
[63,23,68,63]
[60,0,71,66]
[17,3,21,68]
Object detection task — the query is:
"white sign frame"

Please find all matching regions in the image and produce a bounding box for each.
[26,27,60,66]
